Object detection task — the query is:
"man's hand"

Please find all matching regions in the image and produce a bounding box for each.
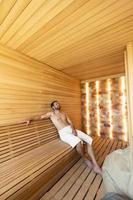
[26,120,31,126]
[65,113,78,136]
[72,129,78,136]
[25,112,51,126]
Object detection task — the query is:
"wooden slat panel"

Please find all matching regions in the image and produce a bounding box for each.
[0,139,77,200]
[63,52,125,80]
[0,44,81,127]
[125,42,133,170]
[45,15,133,69]
[0,119,59,163]
[41,137,128,200]
[11,0,89,50]
[27,0,132,58]
[5,147,79,200]
[0,0,17,24]
[42,136,106,200]
[0,0,133,79]
[0,0,32,38]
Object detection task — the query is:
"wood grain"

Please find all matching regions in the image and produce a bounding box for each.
[0,119,80,199]
[1,0,133,79]
[41,136,128,200]
[0,44,81,128]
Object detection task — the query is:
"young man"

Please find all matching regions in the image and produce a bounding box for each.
[26,101,102,175]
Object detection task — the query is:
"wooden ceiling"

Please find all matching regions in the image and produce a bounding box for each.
[1,0,133,80]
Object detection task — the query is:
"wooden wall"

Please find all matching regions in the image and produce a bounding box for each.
[0,44,81,128]
[125,42,133,138]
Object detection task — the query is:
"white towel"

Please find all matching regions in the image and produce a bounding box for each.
[58,125,92,148]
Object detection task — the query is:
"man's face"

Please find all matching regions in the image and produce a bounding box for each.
[53,101,61,110]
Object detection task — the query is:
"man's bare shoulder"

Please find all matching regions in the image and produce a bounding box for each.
[61,112,69,118]
[63,112,68,116]
[47,112,53,116]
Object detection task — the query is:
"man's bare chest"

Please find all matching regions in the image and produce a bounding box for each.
[51,113,66,122]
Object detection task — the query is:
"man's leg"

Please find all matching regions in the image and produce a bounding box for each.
[75,142,93,169]
[75,130,102,175]
[86,143,102,175]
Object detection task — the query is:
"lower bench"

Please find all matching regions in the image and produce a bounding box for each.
[0,120,80,200]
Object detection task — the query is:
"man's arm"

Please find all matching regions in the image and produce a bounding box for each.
[65,113,77,136]
[40,112,52,119]
[26,112,51,125]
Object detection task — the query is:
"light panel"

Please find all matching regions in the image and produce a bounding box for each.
[96,81,100,136]
[121,76,127,141]
[85,82,90,134]
[107,79,113,139]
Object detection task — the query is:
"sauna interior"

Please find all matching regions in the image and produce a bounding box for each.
[0,1,133,200]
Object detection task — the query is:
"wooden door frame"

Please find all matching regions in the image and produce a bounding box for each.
[125,42,133,168]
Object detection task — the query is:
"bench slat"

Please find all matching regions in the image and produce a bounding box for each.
[0,119,59,163]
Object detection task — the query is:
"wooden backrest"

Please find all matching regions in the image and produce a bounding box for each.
[0,119,58,164]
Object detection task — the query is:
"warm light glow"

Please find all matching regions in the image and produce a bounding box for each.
[86,82,90,134]
[107,79,113,139]
[121,76,127,141]
[96,81,100,136]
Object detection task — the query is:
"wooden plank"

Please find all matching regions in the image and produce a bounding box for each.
[0,0,17,24]
[125,42,133,169]
[0,1,133,80]
[53,163,86,200]
[0,119,60,163]
[68,138,109,200]
[0,44,81,127]
[0,140,73,199]
[95,139,125,200]
[0,0,32,38]
[44,137,99,199]
[25,0,133,56]
[48,137,99,200]
[41,138,127,200]
[41,159,84,200]
[13,0,89,49]
[95,181,105,200]
[10,149,79,200]
[41,136,99,200]
[63,167,91,200]
[0,1,133,79]
[84,139,119,200]
[84,174,102,200]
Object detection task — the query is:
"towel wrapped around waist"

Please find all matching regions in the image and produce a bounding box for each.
[58,125,92,148]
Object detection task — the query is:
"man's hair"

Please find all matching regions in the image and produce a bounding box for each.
[50,101,57,109]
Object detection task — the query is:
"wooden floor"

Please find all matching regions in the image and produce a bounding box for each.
[41,136,127,200]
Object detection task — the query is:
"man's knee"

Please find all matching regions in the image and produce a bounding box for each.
[75,141,83,153]
[75,142,88,159]
[75,141,82,148]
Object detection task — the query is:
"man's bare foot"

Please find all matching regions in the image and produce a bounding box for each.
[84,159,93,170]
[93,165,102,176]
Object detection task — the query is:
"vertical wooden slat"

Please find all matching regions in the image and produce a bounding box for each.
[125,42,133,169]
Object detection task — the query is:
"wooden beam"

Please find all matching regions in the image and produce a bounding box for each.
[81,73,125,83]
[125,42,133,168]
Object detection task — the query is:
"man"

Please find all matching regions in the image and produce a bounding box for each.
[26,100,102,175]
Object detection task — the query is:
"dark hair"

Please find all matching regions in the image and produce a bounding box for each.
[50,101,57,109]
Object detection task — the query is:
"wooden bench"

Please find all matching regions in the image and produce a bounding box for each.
[0,119,80,200]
